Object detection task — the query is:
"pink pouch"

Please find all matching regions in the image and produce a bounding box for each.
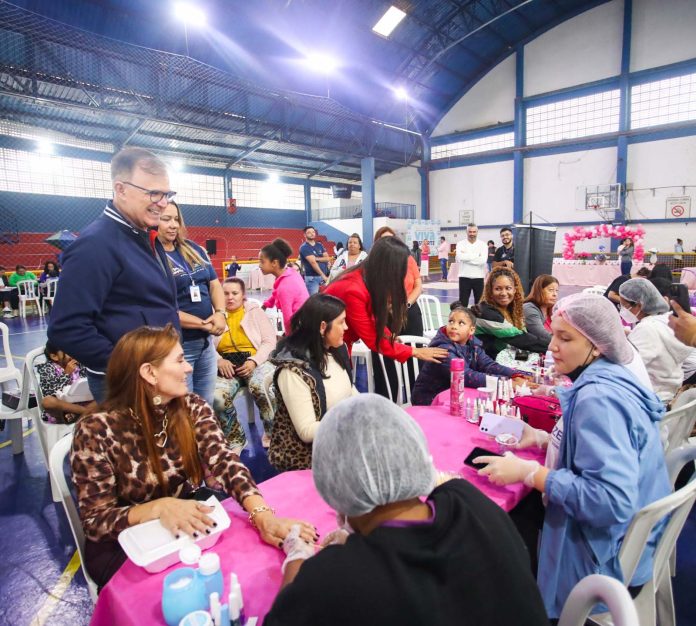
[512,395,562,433]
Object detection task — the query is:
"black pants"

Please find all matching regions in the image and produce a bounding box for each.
[458,277,484,306]
[372,305,424,401]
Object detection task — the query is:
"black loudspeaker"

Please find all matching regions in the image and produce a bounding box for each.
[331,184,352,199]
[205,239,217,255]
[512,226,557,292]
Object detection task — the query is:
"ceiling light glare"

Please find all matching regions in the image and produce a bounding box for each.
[305,53,339,74]
[373,6,407,37]
[267,172,280,184]
[393,86,408,100]
[170,158,184,172]
[36,139,54,155]
[174,2,206,27]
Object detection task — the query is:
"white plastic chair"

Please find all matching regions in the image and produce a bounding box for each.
[559,575,639,626]
[42,278,59,313]
[24,346,75,499]
[48,434,99,603]
[417,294,444,339]
[17,280,43,317]
[265,307,285,335]
[660,391,696,454]
[350,340,374,393]
[0,321,25,454]
[588,449,696,626]
[377,335,430,406]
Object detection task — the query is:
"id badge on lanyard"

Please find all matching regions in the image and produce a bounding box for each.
[190,284,201,302]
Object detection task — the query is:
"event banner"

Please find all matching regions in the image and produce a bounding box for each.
[406,219,441,247]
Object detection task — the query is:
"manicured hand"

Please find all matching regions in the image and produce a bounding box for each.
[320,528,350,548]
[255,513,317,549]
[217,359,236,378]
[235,360,257,379]
[155,498,215,539]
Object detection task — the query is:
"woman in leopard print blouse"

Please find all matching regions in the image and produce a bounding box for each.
[71,324,316,587]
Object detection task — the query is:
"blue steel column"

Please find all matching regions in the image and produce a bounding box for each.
[614,0,632,252]
[419,138,430,220]
[304,181,312,226]
[361,157,375,247]
[513,47,525,224]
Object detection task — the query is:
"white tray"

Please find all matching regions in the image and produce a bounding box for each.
[118,496,231,573]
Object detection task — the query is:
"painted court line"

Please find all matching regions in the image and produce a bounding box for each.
[30,550,81,626]
[0,427,35,449]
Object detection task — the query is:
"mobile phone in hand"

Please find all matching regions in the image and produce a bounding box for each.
[670,283,691,316]
[463,446,502,469]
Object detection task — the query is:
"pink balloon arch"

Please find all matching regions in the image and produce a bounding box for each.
[563,224,645,261]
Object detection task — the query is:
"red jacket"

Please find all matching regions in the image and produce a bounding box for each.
[325,268,413,362]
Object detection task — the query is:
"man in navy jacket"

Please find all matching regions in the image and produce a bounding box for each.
[48,148,180,402]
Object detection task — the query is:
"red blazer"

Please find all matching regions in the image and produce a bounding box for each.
[325,268,413,362]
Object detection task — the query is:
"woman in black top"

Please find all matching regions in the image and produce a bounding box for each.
[266,394,549,626]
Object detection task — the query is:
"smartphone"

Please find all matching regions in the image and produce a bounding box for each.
[479,413,525,440]
[463,446,502,469]
[670,283,691,316]
[514,350,530,361]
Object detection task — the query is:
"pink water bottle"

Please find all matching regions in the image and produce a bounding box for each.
[450,358,466,416]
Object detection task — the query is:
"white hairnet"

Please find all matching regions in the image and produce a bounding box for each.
[312,394,437,516]
[553,293,633,364]
[619,278,670,316]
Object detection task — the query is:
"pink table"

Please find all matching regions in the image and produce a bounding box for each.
[551,260,648,287]
[90,405,544,626]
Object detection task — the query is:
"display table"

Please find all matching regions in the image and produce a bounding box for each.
[90,404,543,626]
[551,260,647,287]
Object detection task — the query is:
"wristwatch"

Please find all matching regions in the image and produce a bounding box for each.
[214,309,225,315]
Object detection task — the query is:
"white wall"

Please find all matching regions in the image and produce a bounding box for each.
[631,0,696,72]
[374,166,421,214]
[524,147,618,223]
[433,55,516,137]
[524,0,624,97]
[426,0,696,255]
[429,159,514,227]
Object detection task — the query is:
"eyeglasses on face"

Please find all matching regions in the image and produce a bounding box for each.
[119,181,177,203]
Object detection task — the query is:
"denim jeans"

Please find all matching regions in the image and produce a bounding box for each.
[87,372,107,404]
[304,275,323,295]
[440,258,448,278]
[183,336,217,406]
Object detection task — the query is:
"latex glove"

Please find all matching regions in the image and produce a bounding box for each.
[532,384,554,397]
[515,422,550,450]
[320,528,350,548]
[281,524,316,573]
[475,452,540,487]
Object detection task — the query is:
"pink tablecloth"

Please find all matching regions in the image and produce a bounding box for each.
[90,405,544,626]
[680,267,696,290]
[551,261,649,287]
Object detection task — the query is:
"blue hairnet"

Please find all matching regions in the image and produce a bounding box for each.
[312,394,436,516]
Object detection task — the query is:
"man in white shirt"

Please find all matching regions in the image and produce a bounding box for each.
[455,223,488,305]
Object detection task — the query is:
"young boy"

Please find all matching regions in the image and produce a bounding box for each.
[411,303,526,406]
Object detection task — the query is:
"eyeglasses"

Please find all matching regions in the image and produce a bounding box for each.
[120,181,177,203]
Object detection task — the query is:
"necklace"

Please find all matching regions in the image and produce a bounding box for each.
[130,409,169,448]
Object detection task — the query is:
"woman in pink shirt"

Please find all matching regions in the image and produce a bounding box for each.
[260,238,309,334]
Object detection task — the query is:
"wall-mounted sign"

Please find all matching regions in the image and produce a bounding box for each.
[459,210,474,226]
[666,196,691,219]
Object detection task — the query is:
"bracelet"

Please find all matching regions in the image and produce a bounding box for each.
[248,505,275,528]
[214,309,225,315]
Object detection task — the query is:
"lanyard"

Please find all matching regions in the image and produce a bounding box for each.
[166,250,196,286]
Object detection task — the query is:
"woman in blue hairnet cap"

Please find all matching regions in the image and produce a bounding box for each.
[476,293,670,619]
[265,393,548,626]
